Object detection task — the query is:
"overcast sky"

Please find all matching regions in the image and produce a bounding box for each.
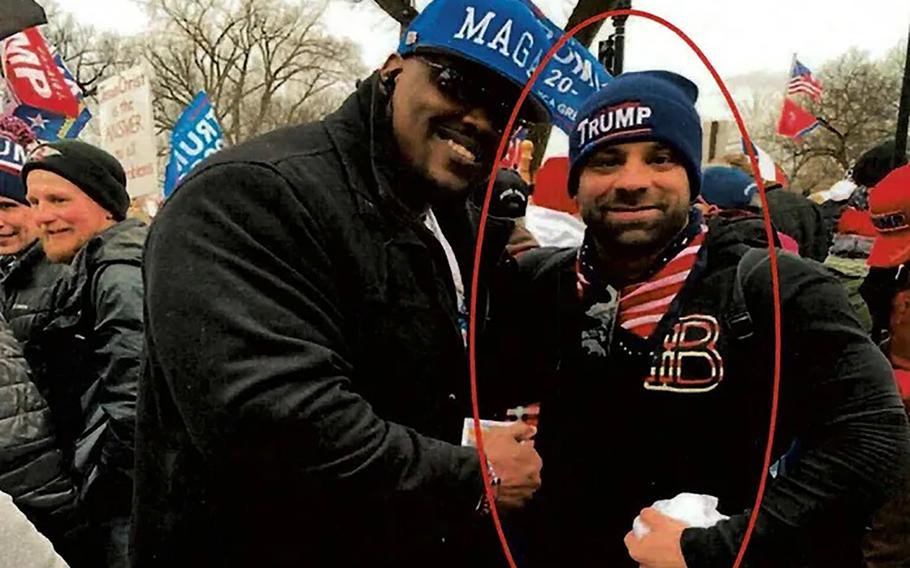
[45,0,910,154]
[52,0,910,72]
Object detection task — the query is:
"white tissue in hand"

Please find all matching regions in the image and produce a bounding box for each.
[632,493,729,538]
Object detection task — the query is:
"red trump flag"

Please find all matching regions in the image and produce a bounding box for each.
[2,27,81,118]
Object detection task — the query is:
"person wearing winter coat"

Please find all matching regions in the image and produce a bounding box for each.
[0,130,70,350]
[131,1,555,566]
[0,313,79,563]
[22,140,145,568]
[861,163,910,567]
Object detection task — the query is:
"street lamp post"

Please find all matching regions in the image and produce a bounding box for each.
[895,22,910,167]
[597,0,631,76]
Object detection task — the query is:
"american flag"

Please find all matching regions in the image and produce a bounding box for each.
[787,59,823,102]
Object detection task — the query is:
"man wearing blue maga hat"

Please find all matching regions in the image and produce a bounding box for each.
[132,0,554,567]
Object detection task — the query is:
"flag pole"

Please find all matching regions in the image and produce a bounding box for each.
[894,22,910,167]
[783,53,797,99]
[815,116,844,140]
[776,53,797,136]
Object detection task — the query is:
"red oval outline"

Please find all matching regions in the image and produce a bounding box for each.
[467,9,783,568]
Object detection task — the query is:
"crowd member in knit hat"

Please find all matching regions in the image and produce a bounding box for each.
[484,70,910,567]
[713,152,830,261]
[22,139,146,568]
[861,162,910,567]
[700,165,801,253]
[131,0,555,565]
[0,121,71,348]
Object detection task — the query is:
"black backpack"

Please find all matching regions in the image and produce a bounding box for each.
[710,215,783,342]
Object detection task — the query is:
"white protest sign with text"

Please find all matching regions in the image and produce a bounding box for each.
[98,65,159,197]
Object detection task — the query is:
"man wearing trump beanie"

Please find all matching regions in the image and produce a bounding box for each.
[568,70,702,199]
[22,138,146,568]
[487,70,909,567]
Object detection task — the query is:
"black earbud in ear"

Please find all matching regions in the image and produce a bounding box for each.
[382,69,401,93]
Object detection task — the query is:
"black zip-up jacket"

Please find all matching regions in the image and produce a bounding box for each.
[0,315,80,548]
[33,219,145,522]
[0,240,70,350]
[132,73,513,567]
[486,219,910,567]
[765,189,830,261]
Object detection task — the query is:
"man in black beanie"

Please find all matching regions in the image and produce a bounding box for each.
[22,139,146,568]
[0,130,71,350]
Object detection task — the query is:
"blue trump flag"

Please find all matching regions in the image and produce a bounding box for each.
[164,91,224,197]
[518,0,612,131]
[399,0,611,134]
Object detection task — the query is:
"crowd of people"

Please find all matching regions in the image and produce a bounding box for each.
[0,0,908,566]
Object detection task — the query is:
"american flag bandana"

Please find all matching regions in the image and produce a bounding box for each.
[576,208,707,344]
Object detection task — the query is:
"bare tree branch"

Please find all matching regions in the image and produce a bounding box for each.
[141,0,363,146]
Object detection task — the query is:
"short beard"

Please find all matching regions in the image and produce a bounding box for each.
[587,205,690,260]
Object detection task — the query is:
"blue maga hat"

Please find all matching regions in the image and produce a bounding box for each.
[399,0,552,122]
[568,70,703,198]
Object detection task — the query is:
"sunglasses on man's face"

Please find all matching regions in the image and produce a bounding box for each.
[416,56,538,131]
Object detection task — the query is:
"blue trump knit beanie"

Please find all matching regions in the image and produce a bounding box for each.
[568,70,702,198]
[0,133,28,205]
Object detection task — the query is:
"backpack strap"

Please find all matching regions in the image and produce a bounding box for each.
[726,247,769,341]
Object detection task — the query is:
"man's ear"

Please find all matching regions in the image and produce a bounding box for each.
[380,54,405,92]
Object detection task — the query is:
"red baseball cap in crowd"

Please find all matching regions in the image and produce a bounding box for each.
[868,164,910,268]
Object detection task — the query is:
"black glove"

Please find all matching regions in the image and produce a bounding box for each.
[475,168,531,219]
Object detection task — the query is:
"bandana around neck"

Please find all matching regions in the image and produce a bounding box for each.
[576,208,707,347]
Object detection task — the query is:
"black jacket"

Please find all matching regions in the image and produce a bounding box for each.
[0,315,80,546]
[487,218,910,567]
[32,219,145,521]
[766,189,830,261]
[0,240,71,349]
[819,199,849,247]
[133,74,512,567]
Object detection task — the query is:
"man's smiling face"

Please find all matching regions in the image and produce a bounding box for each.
[382,53,541,196]
[0,196,37,255]
[577,141,691,254]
